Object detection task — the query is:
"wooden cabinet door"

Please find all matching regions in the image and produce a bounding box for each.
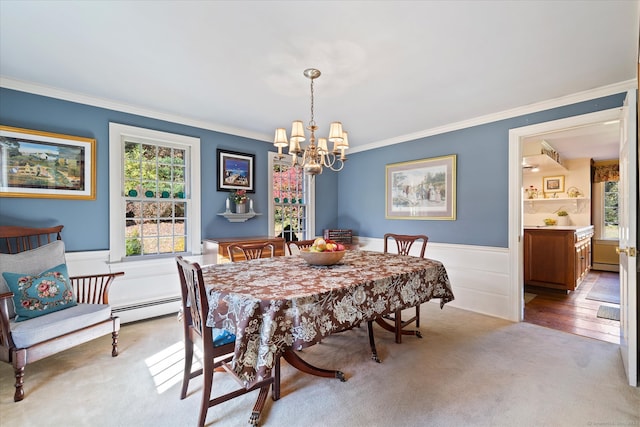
[524,229,573,289]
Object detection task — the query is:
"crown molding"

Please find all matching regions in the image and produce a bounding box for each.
[0,76,273,143]
[1,76,635,153]
[350,79,637,154]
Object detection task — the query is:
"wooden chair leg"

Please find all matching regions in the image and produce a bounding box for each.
[12,349,26,402]
[181,338,195,400]
[415,305,420,328]
[198,362,214,427]
[111,330,119,357]
[13,367,25,402]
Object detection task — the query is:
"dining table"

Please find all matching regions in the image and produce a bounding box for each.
[202,249,455,391]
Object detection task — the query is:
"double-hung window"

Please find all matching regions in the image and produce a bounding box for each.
[602,180,619,239]
[268,152,314,241]
[109,123,201,262]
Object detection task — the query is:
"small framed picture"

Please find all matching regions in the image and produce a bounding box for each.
[216,149,255,192]
[543,175,565,193]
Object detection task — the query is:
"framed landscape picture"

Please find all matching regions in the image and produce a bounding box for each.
[217,149,255,192]
[386,154,457,220]
[0,125,96,199]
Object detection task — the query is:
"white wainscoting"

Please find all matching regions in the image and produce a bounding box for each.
[65,251,205,323]
[355,237,513,320]
[65,239,513,324]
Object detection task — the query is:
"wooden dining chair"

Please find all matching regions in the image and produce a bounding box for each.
[228,242,275,262]
[176,256,279,427]
[286,239,316,255]
[379,233,429,343]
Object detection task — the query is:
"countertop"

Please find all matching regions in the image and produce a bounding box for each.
[524,225,594,232]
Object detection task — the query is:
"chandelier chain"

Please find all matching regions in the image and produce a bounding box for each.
[309,77,315,128]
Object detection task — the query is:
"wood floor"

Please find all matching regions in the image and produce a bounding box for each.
[524,270,620,344]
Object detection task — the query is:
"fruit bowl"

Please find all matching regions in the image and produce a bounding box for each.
[299,249,346,266]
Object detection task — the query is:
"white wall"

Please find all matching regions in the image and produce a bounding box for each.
[523,157,592,226]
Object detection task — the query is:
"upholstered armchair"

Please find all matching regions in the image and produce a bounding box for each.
[0,225,124,401]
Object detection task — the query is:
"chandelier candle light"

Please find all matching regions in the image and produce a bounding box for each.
[273,68,349,176]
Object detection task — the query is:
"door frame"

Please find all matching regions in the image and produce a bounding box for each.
[507,107,624,322]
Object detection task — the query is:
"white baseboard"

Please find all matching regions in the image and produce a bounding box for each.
[592,263,620,272]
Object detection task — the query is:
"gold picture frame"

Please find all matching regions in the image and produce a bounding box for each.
[386,154,457,220]
[0,125,96,200]
[543,175,565,194]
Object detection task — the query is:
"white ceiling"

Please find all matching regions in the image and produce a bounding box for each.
[0,1,638,159]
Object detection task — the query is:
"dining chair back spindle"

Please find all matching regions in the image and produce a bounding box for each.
[176,256,279,426]
[228,242,276,262]
[286,239,317,255]
[381,233,429,343]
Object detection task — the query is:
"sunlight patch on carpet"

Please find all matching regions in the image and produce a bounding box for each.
[145,341,203,394]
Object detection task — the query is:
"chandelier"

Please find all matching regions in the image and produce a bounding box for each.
[273,68,349,175]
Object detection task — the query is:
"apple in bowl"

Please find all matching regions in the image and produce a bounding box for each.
[308,238,345,252]
[300,238,346,265]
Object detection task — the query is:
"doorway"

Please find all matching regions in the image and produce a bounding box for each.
[508,108,623,343]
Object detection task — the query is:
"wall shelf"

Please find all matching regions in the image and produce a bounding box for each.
[524,197,589,214]
[522,153,566,174]
[217,211,262,223]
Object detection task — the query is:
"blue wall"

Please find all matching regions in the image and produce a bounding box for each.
[0,88,625,251]
[337,93,626,247]
[0,88,334,251]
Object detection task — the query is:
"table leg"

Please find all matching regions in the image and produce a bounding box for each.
[282,350,346,382]
[374,315,423,344]
[367,320,381,363]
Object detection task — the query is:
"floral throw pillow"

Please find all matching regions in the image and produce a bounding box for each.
[2,263,77,322]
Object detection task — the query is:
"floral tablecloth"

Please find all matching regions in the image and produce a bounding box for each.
[202,250,454,387]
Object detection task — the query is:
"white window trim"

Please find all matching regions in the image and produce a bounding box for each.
[267,151,315,239]
[108,123,201,263]
[594,180,619,241]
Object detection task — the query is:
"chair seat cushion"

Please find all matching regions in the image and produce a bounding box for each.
[212,328,235,347]
[3,263,77,322]
[10,303,113,348]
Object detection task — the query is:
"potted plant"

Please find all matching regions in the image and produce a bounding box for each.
[229,189,248,213]
[525,185,538,199]
[556,209,569,226]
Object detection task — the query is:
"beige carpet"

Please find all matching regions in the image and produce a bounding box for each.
[1,304,639,427]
